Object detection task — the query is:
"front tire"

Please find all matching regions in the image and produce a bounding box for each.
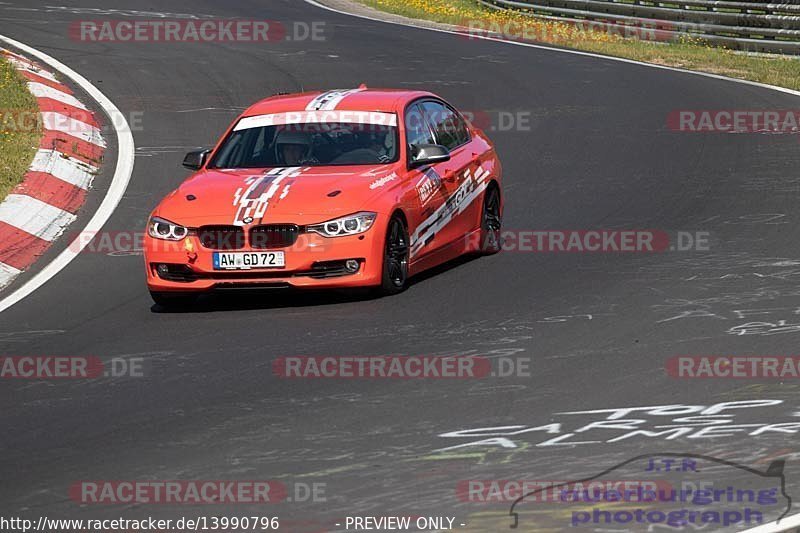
[150,291,198,308]
[478,185,502,254]
[378,214,409,296]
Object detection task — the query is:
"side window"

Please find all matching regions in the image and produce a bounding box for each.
[421,101,470,151]
[453,111,470,146]
[405,103,435,147]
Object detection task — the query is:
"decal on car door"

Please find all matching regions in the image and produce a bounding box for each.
[410,165,490,258]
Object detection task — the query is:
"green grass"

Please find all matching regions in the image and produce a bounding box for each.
[0,55,40,202]
[357,0,800,92]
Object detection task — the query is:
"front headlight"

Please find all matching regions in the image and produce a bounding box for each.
[148,216,188,241]
[307,212,377,237]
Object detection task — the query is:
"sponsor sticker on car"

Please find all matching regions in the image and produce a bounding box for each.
[416,169,443,206]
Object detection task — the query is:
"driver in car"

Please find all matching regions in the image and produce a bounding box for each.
[367,130,395,163]
[274,129,317,165]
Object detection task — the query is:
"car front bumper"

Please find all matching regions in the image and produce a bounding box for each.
[144,223,385,293]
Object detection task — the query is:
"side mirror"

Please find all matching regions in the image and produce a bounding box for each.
[183,149,211,170]
[409,144,450,168]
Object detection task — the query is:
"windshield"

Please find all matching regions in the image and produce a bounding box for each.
[209,112,399,169]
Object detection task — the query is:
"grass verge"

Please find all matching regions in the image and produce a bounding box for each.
[357,0,800,91]
[0,54,40,202]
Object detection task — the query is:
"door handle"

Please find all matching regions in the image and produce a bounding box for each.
[443,169,457,182]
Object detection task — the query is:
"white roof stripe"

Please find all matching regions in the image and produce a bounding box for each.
[305,88,366,111]
[319,88,364,111]
[30,149,98,190]
[0,194,77,242]
[234,110,397,131]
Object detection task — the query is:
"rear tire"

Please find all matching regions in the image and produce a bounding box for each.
[378,214,409,296]
[478,185,502,254]
[150,291,198,308]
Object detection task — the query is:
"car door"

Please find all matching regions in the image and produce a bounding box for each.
[404,101,452,261]
[418,100,482,249]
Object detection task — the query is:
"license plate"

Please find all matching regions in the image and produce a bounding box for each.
[213,252,285,270]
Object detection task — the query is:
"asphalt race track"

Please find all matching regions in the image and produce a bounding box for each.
[2,1,800,531]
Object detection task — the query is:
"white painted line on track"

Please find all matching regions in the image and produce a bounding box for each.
[0,35,135,314]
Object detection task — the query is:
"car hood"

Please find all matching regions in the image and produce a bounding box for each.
[155,165,401,226]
